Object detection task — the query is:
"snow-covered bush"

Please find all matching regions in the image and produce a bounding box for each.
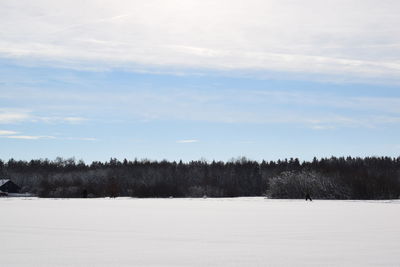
[267,170,350,199]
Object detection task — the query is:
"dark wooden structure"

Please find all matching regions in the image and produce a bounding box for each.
[0,179,21,193]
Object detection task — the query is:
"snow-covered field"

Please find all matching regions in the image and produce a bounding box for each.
[1,198,399,266]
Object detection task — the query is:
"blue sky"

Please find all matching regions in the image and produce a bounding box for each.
[1,0,400,162]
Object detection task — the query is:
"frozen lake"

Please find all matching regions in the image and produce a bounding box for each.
[1,197,399,266]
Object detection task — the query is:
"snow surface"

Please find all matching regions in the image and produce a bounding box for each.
[0,179,10,187]
[0,197,399,266]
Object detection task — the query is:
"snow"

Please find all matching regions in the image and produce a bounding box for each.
[1,197,399,266]
[0,179,10,187]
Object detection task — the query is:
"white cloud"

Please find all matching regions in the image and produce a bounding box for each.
[310,125,336,131]
[0,130,19,135]
[37,116,87,124]
[0,110,31,123]
[2,135,56,140]
[0,109,88,124]
[63,117,87,123]
[65,137,97,141]
[177,139,199,143]
[3,87,400,129]
[0,0,399,81]
[1,134,97,141]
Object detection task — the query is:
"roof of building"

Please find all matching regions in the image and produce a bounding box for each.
[0,179,11,187]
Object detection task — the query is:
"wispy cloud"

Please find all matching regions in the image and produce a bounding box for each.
[1,135,98,141]
[177,139,199,143]
[0,130,19,135]
[0,110,31,123]
[0,128,96,141]
[0,109,87,124]
[2,135,56,140]
[63,117,87,123]
[3,86,400,129]
[36,116,87,124]
[310,125,336,131]
[65,137,97,141]
[0,0,399,82]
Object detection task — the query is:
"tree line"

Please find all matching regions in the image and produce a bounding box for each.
[1,156,399,199]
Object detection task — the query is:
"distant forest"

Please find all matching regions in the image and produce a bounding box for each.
[1,156,399,199]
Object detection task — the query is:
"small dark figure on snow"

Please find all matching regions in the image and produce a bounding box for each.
[82,189,88,198]
[305,193,312,201]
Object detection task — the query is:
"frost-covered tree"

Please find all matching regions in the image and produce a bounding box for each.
[267,170,350,199]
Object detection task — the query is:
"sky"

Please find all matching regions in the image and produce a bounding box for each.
[1,0,400,162]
